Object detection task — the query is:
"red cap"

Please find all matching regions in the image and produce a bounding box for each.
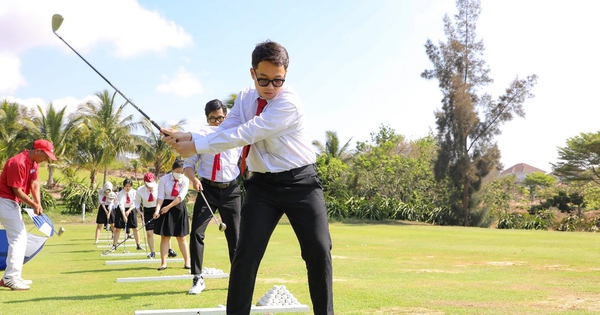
[33,139,57,161]
[143,172,156,182]
[143,172,157,188]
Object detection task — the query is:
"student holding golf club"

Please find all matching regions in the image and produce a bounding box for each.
[135,172,158,258]
[153,160,191,270]
[94,181,117,245]
[0,139,57,291]
[113,179,142,251]
[162,40,334,315]
[183,99,242,295]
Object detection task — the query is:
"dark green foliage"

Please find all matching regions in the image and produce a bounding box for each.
[555,215,585,232]
[497,212,525,229]
[60,177,99,214]
[40,186,57,211]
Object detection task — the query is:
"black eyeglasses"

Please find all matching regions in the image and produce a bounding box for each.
[208,116,225,123]
[254,72,285,87]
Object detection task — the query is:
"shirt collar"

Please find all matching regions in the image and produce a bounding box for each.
[23,149,37,167]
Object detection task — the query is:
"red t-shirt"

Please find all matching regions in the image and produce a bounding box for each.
[0,150,39,202]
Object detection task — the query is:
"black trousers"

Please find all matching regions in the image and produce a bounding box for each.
[226,164,334,315]
[190,182,241,276]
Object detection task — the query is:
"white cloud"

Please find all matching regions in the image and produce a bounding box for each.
[0,52,27,94]
[0,0,193,93]
[156,68,203,98]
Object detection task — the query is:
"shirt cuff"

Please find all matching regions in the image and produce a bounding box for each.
[192,134,210,154]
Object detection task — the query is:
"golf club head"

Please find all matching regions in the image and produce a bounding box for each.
[101,250,109,255]
[57,226,65,236]
[52,14,64,32]
[219,222,227,232]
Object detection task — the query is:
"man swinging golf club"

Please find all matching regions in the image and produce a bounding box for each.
[0,139,57,290]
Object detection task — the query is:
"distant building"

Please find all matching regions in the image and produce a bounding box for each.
[499,163,547,183]
[117,152,139,162]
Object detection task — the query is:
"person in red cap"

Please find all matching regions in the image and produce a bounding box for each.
[135,172,158,258]
[0,139,56,290]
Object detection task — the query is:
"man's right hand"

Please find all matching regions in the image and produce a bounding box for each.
[33,204,43,215]
[191,177,202,191]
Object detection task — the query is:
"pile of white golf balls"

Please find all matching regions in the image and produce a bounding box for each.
[201,267,224,275]
[256,285,300,306]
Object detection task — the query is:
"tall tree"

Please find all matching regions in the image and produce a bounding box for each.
[225,93,237,109]
[422,0,538,226]
[32,103,77,187]
[552,131,600,184]
[312,130,353,163]
[524,172,557,204]
[70,90,139,187]
[136,118,185,177]
[0,100,37,169]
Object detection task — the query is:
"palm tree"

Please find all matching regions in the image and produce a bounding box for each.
[31,103,77,187]
[0,100,37,168]
[312,130,353,163]
[136,118,186,177]
[224,93,237,109]
[70,90,140,187]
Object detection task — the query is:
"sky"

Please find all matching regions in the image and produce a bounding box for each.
[1,0,598,173]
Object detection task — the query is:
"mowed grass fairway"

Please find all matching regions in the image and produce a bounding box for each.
[2,220,600,315]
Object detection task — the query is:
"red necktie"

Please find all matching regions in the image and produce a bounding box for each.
[211,153,221,181]
[240,98,267,174]
[171,179,179,197]
[126,194,130,204]
[102,196,106,202]
[148,191,154,202]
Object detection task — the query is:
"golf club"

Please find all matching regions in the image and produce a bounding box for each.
[102,218,154,255]
[198,190,227,232]
[55,226,66,236]
[141,214,148,256]
[51,14,162,133]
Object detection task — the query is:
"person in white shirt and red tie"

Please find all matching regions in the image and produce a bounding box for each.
[153,160,191,271]
[183,99,242,295]
[113,178,142,250]
[161,40,334,315]
[94,181,116,244]
[135,172,159,258]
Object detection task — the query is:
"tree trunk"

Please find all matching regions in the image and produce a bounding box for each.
[46,165,55,188]
[462,178,470,226]
[90,170,97,188]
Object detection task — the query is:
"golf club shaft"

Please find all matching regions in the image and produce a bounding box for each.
[52,33,162,132]
[108,218,154,253]
[198,190,223,230]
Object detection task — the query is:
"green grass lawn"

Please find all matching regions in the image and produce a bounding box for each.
[2,219,600,315]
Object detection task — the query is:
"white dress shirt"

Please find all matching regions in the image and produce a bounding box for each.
[183,147,241,182]
[192,86,316,173]
[157,173,189,201]
[99,191,116,208]
[117,189,136,210]
[135,185,157,209]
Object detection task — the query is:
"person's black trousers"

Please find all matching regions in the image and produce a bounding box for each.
[190,182,241,275]
[226,164,334,315]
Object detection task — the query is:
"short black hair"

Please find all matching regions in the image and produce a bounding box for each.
[123,178,133,187]
[204,99,228,117]
[172,159,184,170]
[251,40,289,70]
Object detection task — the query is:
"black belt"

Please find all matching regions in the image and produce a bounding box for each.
[201,178,237,189]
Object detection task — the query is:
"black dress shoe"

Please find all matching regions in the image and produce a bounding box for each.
[168,249,177,257]
[157,266,167,271]
[184,266,191,269]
